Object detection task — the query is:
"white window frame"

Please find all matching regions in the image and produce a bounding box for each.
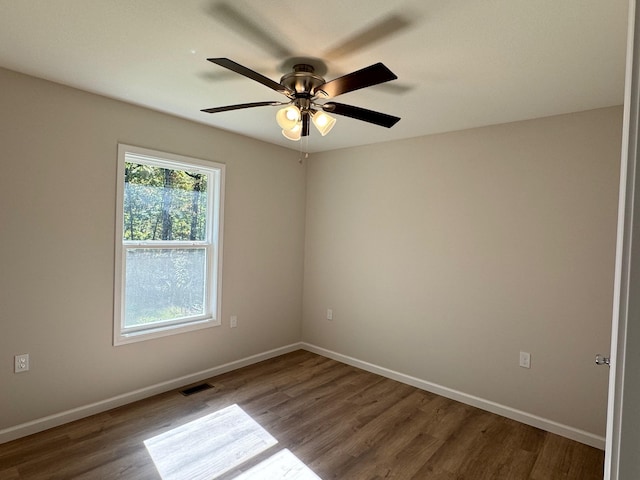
[113,144,225,345]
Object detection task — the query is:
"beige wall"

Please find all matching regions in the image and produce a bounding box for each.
[302,107,622,437]
[0,68,306,429]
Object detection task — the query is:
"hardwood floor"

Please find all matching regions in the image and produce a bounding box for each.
[0,350,604,479]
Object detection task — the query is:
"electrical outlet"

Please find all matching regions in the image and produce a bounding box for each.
[327,309,333,320]
[230,315,237,328]
[15,354,29,373]
[519,351,531,369]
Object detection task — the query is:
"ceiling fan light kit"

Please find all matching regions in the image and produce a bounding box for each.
[311,111,337,136]
[276,105,301,130]
[201,57,401,142]
[282,123,302,141]
[277,105,336,138]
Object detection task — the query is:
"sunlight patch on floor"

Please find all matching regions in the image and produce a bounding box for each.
[234,449,322,479]
[144,404,277,480]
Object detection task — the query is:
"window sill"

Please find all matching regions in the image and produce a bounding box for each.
[114,317,220,346]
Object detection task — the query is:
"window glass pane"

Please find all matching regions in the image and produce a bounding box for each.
[124,163,208,241]
[124,248,207,328]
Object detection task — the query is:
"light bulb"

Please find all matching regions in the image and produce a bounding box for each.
[316,115,329,127]
[286,109,298,121]
[312,111,336,136]
[276,106,301,130]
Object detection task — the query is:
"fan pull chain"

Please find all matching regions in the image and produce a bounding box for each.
[298,137,303,163]
[298,137,310,164]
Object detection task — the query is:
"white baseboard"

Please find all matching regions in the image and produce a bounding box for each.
[1,341,606,450]
[301,343,606,450]
[0,343,303,445]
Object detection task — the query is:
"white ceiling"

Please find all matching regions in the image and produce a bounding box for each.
[0,0,629,153]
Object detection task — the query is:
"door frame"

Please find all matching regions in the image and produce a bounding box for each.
[605,1,639,478]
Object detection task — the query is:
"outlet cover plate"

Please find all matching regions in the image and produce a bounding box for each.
[15,354,29,373]
[519,351,531,369]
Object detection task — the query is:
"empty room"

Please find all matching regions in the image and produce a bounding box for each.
[1,1,637,479]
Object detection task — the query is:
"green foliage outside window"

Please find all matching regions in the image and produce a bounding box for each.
[123,162,209,242]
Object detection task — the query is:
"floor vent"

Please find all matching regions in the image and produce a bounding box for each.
[179,383,213,396]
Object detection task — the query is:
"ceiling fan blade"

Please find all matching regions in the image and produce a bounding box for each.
[208,2,294,59]
[201,101,285,114]
[314,63,397,98]
[324,14,411,60]
[322,102,400,128]
[207,58,292,95]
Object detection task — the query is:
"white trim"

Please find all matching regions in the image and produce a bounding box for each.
[114,316,220,346]
[1,342,605,449]
[301,343,606,450]
[0,343,302,445]
[604,1,638,477]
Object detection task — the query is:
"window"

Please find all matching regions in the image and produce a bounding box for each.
[114,144,224,345]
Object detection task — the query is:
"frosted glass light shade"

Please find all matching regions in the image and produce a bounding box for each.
[312,111,336,136]
[282,122,302,141]
[276,106,301,130]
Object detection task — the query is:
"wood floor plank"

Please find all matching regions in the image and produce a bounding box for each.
[412,408,499,477]
[530,433,604,480]
[0,466,20,480]
[329,405,445,479]
[417,394,476,441]
[0,350,604,479]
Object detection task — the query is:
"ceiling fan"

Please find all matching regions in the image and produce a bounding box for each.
[201,57,401,141]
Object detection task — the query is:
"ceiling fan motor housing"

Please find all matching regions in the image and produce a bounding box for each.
[280,64,325,98]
